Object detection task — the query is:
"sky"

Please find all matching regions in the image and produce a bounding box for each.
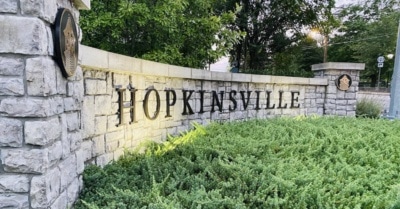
[210,0,360,72]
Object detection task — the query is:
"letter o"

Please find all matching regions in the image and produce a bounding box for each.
[143,89,161,120]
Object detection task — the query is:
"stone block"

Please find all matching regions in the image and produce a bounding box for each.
[0,175,29,193]
[69,66,84,82]
[30,167,61,209]
[58,155,77,192]
[347,111,356,117]
[76,150,85,175]
[69,131,82,152]
[141,60,169,77]
[0,118,23,147]
[92,135,105,156]
[80,45,109,69]
[25,117,61,146]
[66,112,80,132]
[95,116,107,134]
[26,57,57,96]
[0,194,29,209]
[109,52,142,74]
[79,140,93,162]
[84,79,98,95]
[0,57,24,76]
[316,86,326,93]
[95,153,114,167]
[168,65,191,78]
[0,77,24,96]
[95,95,112,115]
[50,191,67,209]
[60,114,70,159]
[1,149,48,174]
[345,93,356,99]
[48,141,63,167]
[327,86,337,94]
[64,97,81,111]
[55,65,68,95]
[66,178,80,208]
[20,0,57,23]
[336,100,347,105]
[0,97,63,117]
[68,81,85,101]
[192,69,211,80]
[114,149,124,160]
[97,80,108,94]
[82,96,95,138]
[0,0,18,13]
[0,16,48,55]
[336,110,347,116]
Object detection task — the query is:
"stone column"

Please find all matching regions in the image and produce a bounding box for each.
[312,62,365,116]
[0,0,89,208]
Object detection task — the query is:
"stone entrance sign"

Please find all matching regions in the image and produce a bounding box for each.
[0,1,364,208]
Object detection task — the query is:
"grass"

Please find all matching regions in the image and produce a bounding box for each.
[75,116,400,209]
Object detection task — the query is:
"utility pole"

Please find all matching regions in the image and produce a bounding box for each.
[323,34,328,63]
[388,20,400,118]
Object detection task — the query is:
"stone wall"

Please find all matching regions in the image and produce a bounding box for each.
[0,1,365,208]
[313,62,365,116]
[79,46,331,167]
[0,1,85,208]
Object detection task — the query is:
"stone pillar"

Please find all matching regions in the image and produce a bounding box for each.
[0,0,89,208]
[312,62,365,116]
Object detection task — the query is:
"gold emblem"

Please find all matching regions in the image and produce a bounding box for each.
[54,8,79,78]
[336,74,352,91]
[63,15,77,76]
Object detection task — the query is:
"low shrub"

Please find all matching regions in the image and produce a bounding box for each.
[356,98,382,118]
[76,117,400,209]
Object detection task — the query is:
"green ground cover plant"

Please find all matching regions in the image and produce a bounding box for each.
[76,117,400,209]
[356,99,382,118]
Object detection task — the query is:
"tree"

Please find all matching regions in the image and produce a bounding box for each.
[80,0,243,69]
[266,36,323,77]
[329,0,400,86]
[222,0,335,73]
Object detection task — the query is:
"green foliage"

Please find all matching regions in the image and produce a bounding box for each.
[80,0,243,69]
[329,0,400,85]
[264,36,323,77]
[356,99,382,118]
[75,117,400,208]
[225,0,335,72]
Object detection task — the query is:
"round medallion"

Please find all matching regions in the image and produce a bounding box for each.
[54,8,79,78]
[335,74,352,91]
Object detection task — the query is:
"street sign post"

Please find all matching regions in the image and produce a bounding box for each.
[377,56,384,88]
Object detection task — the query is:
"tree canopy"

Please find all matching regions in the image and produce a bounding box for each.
[80,0,243,69]
[329,0,400,86]
[224,0,335,74]
[80,0,334,71]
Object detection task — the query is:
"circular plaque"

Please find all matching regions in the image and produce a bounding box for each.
[335,74,352,91]
[54,8,79,78]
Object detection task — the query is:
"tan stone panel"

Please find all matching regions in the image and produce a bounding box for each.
[168,65,191,78]
[109,52,142,74]
[192,69,211,80]
[80,45,109,69]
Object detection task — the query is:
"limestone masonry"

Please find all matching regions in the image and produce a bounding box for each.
[0,0,364,208]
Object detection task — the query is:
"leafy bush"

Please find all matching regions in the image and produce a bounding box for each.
[76,117,400,209]
[356,98,382,118]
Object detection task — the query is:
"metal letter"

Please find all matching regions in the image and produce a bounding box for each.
[290,91,300,108]
[182,90,195,115]
[143,89,160,120]
[165,89,177,118]
[229,90,237,111]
